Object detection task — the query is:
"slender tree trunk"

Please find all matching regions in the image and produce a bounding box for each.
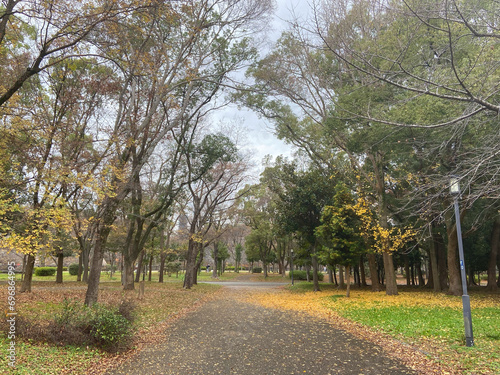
[135,251,145,283]
[426,249,434,289]
[183,240,198,289]
[148,255,153,281]
[20,254,35,293]
[353,264,360,286]
[367,253,382,291]
[212,242,219,279]
[486,216,500,291]
[159,252,166,283]
[359,256,367,286]
[345,264,351,297]
[411,264,415,286]
[56,251,64,284]
[85,227,111,306]
[468,267,476,286]
[77,252,83,282]
[328,268,334,284]
[429,227,441,291]
[416,257,425,286]
[446,211,462,296]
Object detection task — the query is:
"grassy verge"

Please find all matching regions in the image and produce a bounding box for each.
[0,278,221,374]
[301,283,500,374]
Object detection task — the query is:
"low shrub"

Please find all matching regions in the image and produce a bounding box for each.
[252,267,262,273]
[49,298,135,351]
[289,270,324,281]
[89,304,132,350]
[68,263,79,276]
[34,267,56,276]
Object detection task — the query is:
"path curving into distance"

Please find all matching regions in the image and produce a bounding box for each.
[108,275,416,375]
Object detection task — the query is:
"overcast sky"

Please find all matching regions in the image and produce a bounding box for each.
[212,0,311,177]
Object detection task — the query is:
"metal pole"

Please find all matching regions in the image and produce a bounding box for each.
[453,197,474,347]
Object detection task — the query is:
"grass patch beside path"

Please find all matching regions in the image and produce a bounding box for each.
[251,282,500,375]
[195,270,241,282]
[0,279,220,374]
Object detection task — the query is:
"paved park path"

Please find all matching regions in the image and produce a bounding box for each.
[109,275,417,375]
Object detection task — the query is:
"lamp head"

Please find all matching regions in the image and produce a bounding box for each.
[450,176,460,196]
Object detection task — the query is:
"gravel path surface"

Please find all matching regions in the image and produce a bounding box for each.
[109,278,416,375]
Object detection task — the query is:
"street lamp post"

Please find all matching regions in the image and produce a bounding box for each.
[290,249,294,286]
[450,176,474,347]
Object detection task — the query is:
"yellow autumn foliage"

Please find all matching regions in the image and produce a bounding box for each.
[0,201,74,256]
[350,196,416,254]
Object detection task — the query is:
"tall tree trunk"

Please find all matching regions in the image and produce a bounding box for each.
[56,250,64,284]
[416,257,425,286]
[159,252,166,283]
[367,253,382,291]
[353,264,360,286]
[429,226,442,291]
[148,255,153,281]
[212,242,219,279]
[468,267,476,286]
[383,252,398,295]
[345,264,351,297]
[183,239,198,289]
[446,211,462,296]
[20,254,35,293]
[77,252,83,282]
[486,216,500,291]
[85,228,110,306]
[359,256,367,286]
[135,250,145,283]
[338,265,345,288]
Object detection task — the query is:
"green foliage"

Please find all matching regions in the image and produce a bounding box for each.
[165,262,181,275]
[193,133,239,177]
[289,270,324,281]
[252,267,262,273]
[68,263,79,276]
[235,243,243,263]
[34,267,57,276]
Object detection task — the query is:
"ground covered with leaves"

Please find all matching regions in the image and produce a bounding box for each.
[248,282,500,375]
